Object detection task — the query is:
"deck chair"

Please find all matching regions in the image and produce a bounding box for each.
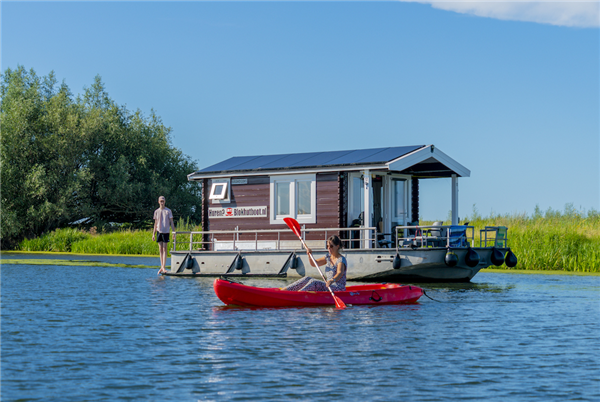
[495,226,507,248]
[430,221,444,237]
[448,225,467,248]
[406,221,419,237]
[428,221,445,247]
[398,221,420,248]
[377,220,392,248]
[349,212,363,249]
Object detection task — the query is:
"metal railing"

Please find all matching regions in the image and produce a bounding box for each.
[172,224,509,252]
[394,224,476,249]
[479,226,508,248]
[394,224,509,249]
[172,226,378,252]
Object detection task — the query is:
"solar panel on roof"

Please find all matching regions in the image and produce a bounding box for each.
[198,156,260,173]
[260,152,323,169]
[230,154,290,171]
[326,148,388,165]
[358,146,423,163]
[288,150,353,168]
[195,145,426,174]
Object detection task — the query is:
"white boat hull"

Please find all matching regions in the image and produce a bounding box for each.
[168,247,506,282]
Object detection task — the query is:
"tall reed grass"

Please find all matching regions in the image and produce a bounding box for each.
[18,228,159,255]
[17,228,90,253]
[424,204,600,272]
[17,217,202,256]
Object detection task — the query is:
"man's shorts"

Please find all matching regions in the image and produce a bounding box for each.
[156,232,170,243]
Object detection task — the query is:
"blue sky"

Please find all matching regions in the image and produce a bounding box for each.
[2,1,599,221]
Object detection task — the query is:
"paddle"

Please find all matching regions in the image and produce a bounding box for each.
[283,217,347,310]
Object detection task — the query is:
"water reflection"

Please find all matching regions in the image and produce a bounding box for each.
[2,259,599,402]
[417,281,515,293]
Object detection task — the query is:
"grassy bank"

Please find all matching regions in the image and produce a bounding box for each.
[16,218,202,257]
[14,207,600,272]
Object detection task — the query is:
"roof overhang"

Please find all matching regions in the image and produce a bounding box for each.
[387,145,470,178]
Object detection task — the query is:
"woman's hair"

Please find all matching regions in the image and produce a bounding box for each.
[327,235,343,250]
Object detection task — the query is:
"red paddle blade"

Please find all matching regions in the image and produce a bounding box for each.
[333,295,347,309]
[283,217,302,238]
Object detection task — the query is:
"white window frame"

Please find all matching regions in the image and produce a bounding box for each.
[388,175,410,226]
[209,178,230,204]
[270,174,316,224]
[348,172,365,225]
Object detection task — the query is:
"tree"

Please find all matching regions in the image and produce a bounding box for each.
[1,66,201,247]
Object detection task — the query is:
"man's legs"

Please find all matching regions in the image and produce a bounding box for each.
[158,241,168,273]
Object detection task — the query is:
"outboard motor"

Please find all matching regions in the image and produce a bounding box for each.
[505,249,518,268]
[465,247,480,268]
[445,250,458,267]
[491,247,505,266]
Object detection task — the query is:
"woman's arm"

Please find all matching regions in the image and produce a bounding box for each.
[326,260,346,286]
[305,248,326,267]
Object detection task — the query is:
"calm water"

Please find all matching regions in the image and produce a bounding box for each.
[2,253,599,401]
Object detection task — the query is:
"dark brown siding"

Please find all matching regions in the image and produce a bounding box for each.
[204,173,344,242]
[209,176,270,232]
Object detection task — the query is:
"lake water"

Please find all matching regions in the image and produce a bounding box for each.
[2,253,599,401]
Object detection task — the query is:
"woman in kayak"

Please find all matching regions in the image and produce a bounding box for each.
[283,235,347,292]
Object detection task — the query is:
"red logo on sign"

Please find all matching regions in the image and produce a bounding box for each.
[226,208,233,216]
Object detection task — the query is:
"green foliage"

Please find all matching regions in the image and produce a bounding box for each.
[70,230,158,255]
[173,217,203,251]
[422,204,600,272]
[18,228,90,252]
[18,228,158,255]
[16,220,205,256]
[1,66,201,247]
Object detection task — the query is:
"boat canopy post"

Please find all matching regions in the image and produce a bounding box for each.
[451,174,459,225]
[363,170,371,249]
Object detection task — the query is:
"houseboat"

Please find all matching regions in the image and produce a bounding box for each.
[167,145,517,282]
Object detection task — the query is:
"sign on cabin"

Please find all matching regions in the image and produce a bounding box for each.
[209,206,268,219]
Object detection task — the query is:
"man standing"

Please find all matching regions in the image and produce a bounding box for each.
[153,196,175,274]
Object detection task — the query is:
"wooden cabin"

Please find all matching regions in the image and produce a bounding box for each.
[187,145,470,251]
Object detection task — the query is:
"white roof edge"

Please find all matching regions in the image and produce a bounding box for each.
[187,164,390,181]
[387,145,471,177]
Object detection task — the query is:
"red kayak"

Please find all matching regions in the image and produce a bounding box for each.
[213,278,423,307]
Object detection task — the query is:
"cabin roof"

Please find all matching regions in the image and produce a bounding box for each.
[188,144,470,180]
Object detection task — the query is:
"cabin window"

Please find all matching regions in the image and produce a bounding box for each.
[270,174,316,224]
[296,180,312,215]
[275,182,290,215]
[209,179,230,203]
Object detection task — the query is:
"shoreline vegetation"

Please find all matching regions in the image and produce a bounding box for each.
[1,67,201,250]
[13,206,600,273]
